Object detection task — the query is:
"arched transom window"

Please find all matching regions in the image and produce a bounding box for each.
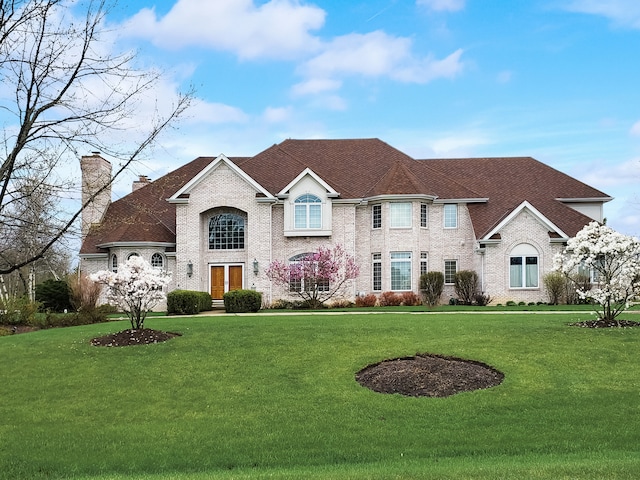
[509,243,539,288]
[294,194,322,229]
[151,253,164,269]
[209,213,245,250]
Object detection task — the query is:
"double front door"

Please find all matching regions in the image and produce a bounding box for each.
[210,264,243,300]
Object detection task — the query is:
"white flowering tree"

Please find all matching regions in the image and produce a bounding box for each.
[266,244,359,309]
[91,256,171,330]
[555,221,640,323]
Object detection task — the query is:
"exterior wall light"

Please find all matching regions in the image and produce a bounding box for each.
[187,261,193,277]
[253,258,259,274]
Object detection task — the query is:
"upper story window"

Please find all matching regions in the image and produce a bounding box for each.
[390,202,412,228]
[294,194,322,229]
[444,204,458,229]
[372,204,382,229]
[209,213,245,249]
[151,253,164,269]
[420,204,429,228]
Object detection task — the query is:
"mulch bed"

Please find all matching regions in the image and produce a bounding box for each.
[90,329,181,347]
[568,319,640,328]
[356,353,504,398]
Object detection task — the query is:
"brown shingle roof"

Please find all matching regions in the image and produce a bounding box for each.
[80,140,611,253]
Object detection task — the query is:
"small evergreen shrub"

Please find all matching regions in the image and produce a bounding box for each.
[506,300,517,306]
[35,279,72,313]
[420,272,444,307]
[379,291,402,306]
[355,294,377,307]
[223,289,262,313]
[167,290,212,315]
[0,297,39,325]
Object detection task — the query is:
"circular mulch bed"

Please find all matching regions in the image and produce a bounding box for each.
[568,319,640,328]
[356,353,504,398]
[91,329,181,347]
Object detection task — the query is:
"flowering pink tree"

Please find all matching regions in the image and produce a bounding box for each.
[266,244,359,308]
[555,221,640,323]
[91,256,171,330]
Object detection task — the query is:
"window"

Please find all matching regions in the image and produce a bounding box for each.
[509,244,539,288]
[390,202,412,228]
[444,204,458,228]
[372,253,382,291]
[294,194,322,229]
[420,252,428,276]
[444,260,457,284]
[151,253,164,269]
[391,252,411,291]
[288,253,330,293]
[420,203,428,228]
[127,252,139,260]
[209,213,245,249]
[372,204,381,229]
[110,254,118,273]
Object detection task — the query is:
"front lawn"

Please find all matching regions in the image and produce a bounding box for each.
[1,312,639,479]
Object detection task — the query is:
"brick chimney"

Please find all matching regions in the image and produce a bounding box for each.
[80,152,112,240]
[132,175,151,192]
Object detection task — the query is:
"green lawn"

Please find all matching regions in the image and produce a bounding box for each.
[1,311,639,479]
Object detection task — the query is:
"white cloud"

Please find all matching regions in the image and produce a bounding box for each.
[630,120,640,137]
[184,99,248,124]
[579,158,640,188]
[124,0,326,60]
[293,31,464,96]
[417,0,465,12]
[564,0,640,28]
[497,70,513,84]
[262,106,293,123]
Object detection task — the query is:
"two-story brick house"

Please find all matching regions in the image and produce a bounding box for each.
[79,138,611,306]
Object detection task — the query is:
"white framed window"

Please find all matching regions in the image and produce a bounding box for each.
[372,253,382,291]
[509,244,539,288]
[151,253,164,269]
[110,254,118,273]
[372,204,382,229]
[209,213,245,250]
[391,252,412,291]
[420,252,428,276]
[294,194,322,229]
[288,253,329,292]
[444,204,458,228]
[390,203,412,228]
[444,259,457,284]
[127,252,139,260]
[420,203,429,228]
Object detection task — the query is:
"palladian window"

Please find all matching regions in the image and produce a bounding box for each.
[294,194,322,229]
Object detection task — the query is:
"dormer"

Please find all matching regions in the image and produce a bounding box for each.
[279,168,339,237]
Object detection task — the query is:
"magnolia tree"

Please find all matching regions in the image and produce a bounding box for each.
[555,221,640,323]
[91,256,171,330]
[266,244,359,308]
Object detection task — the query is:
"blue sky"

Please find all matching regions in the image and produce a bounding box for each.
[103,0,639,235]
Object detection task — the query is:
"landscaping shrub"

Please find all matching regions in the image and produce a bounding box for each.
[269,299,294,309]
[401,291,421,306]
[223,289,262,313]
[355,294,377,307]
[167,290,212,315]
[420,271,444,307]
[68,273,102,314]
[543,270,566,305]
[379,291,402,306]
[328,299,354,308]
[35,279,72,313]
[0,297,39,325]
[454,270,479,305]
[566,273,591,305]
[474,293,492,306]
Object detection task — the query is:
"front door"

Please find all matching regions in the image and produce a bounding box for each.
[210,264,244,300]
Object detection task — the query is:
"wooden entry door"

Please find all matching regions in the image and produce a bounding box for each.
[210,266,225,300]
[210,264,244,300]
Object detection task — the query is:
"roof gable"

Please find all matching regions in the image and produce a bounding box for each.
[277,167,339,198]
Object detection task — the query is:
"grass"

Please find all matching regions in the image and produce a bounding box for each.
[1,311,639,479]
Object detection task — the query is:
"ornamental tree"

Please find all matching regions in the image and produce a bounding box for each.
[555,221,640,323]
[91,256,171,330]
[266,244,359,308]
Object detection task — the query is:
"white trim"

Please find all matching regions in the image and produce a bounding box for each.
[483,200,569,240]
[556,196,613,203]
[168,154,274,202]
[208,263,245,300]
[96,241,176,250]
[277,168,339,198]
[433,197,488,204]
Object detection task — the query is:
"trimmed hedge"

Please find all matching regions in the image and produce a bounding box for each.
[167,290,212,315]
[223,289,262,313]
